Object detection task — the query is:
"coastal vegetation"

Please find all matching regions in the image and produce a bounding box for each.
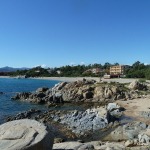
[1,61,150,79]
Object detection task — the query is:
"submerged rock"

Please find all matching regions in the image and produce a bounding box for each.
[0,92,4,95]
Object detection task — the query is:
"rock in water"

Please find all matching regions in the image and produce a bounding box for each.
[0,119,54,150]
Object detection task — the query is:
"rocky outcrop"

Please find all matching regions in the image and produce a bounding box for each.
[6,109,41,122]
[60,108,108,135]
[109,121,150,146]
[128,80,147,90]
[111,121,148,141]
[51,103,123,135]
[94,85,126,101]
[6,103,123,138]
[0,119,54,150]
[12,79,147,105]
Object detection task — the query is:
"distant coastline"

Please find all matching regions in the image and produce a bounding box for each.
[0,76,10,78]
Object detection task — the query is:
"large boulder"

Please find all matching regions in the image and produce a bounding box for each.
[0,119,54,150]
[128,80,147,90]
[107,103,123,118]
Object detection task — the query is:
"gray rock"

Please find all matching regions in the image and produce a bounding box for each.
[53,142,83,150]
[125,140,134,147]
[107,103,120,111]
[58,103,123,135]
[140,111,150,118]
[111,122,148,141]
[11,92,31,100]
[138,129,150,145]
[60,108,108,135]
[107,103,123,122]
[36,87,49,93]
[128,80,147,91]
[0,119,53,150]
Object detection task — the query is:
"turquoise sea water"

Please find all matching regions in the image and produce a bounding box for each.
[0,78,59,123]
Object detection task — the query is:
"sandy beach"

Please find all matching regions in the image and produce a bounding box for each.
[32,77,139,83]
[1,76,150,84]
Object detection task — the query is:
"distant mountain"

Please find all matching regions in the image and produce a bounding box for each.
[0,66,30,72]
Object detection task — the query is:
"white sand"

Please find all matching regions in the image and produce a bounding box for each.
[31,77,100,82]
[31,77,139,83]
[1,76,149,84]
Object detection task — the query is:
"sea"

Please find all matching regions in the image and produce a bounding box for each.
[0,78,59,124]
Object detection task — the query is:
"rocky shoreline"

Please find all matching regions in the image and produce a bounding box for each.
[11,79,147,105]
[2,79,150,149]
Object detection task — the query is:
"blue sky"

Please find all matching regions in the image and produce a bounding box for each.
[0,0,150,68]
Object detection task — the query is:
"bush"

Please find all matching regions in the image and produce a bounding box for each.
[138,79,146,83]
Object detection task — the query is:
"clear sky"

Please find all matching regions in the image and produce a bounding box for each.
[0,0,150,68]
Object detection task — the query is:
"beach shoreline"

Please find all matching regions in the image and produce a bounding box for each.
[0,76,10,78]
[31,77,138,83]
[0,75,148,84]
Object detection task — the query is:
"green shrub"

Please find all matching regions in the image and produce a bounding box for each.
[138,79,146,83]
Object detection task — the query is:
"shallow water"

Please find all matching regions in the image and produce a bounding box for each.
[0,78,59,123]
[0,78,92,124]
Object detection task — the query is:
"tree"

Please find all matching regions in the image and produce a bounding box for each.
[103,62,111,69]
